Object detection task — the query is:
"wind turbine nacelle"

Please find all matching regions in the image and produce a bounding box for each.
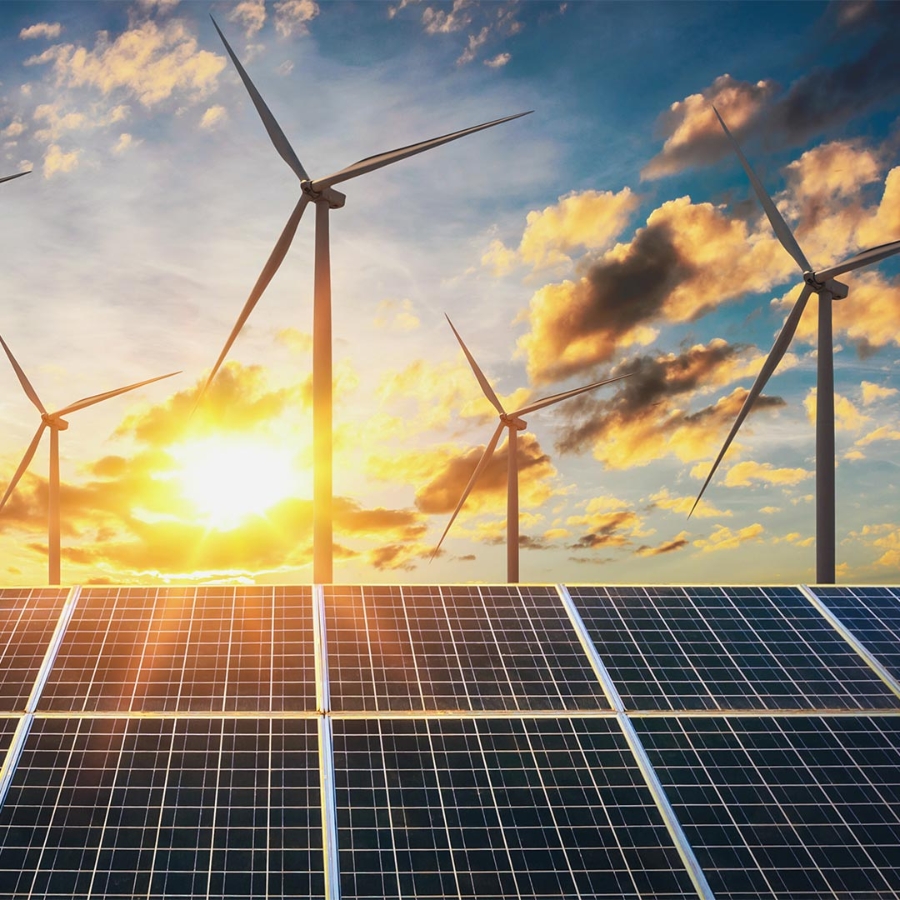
[502,415,527,431]
[42,414,69,430]
[825,278,849,300]
[302,181,346,209]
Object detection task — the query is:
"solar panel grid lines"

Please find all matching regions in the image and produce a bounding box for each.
[802,585,900,699]
[333,717,696,900]
[322,584,610,714]
[568,585,900,712]
[634,714,900,899]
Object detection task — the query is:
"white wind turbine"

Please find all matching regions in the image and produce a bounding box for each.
[0,334,179,585]
[691,107,900,583]
[199,16,530,584]
[433,316,629,582]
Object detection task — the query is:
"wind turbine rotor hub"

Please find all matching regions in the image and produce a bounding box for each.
[803,270,849,300]
[300,180,346,209]
[41,414,68,430]
[501,414,527,431]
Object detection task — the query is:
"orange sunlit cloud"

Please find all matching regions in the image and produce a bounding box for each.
[693,522,765,553]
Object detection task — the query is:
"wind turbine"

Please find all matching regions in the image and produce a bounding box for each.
[433,316,629,582]
[0,334,179,585]
[0,171,30,186]
[691,107,900,584]
[200,16,530,584]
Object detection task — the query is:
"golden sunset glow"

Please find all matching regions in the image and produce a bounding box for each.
[171,437,302,529]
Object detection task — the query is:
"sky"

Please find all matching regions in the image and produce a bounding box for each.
[0,0,899,587]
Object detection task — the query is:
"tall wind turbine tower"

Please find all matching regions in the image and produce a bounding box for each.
[692,108,900,583]
[434,316,627,582]
[199,17,529,584]
[0,334,178,585]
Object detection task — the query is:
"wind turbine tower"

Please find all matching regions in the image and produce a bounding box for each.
[692,108,900,583]
[200,17,530,584]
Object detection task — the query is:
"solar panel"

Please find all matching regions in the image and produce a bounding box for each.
[0,588,70,712]
[634,714,900,899]
[808,586,900,688]
[37,586,317,713]
[332,716,699,899]
[568,585,899,711]
[0,716,324,899]
[324,585,610,712]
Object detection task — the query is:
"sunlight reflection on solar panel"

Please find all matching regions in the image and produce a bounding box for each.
[570,586,899,710]
[324,585,609,712]
[36,586,316,712]
[0,588,69,712]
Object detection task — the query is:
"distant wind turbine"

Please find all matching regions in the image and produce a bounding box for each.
[0,171,30,186]
[433,315,628,582]
[199,16,530,584]
[0,334,178,585]
[691,107,900,584]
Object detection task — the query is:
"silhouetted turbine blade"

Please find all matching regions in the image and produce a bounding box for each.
[431,421,505,560]
[0,333,47,415]
[211,15,310,183]
[197,195,310,404]
[446,315,505,416]
[0,171,30,185]
[513,373,631,418]
[57,372,181,417]
[313,111,532,191]
[690,282,813,517]
[713,105,811,274]
[815,238,900,282]
[0,423,46,513]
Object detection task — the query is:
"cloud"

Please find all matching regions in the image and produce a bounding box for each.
[643,74,776,179]
[554,342,787,469]
[457,25,489,65]
[422,0,473,34]
[25,19,225,108]
[20,22,63,41]
[112,132,136,154]
[650,487,731,518]
[721,460,811,488]
[199,105,227,129]
[373,298,420,332]
[861,381,898,406]
[228,0,267,38]
[485,52,511,68]
[42,143,80,178]
[518,196,792,384]
[274,0,320,36]
[636,530,691,557]
[488,188,639,273]
[855,424,900,447]
[693,522,764,553]
[2,120,26,139]
[803,389,870,432]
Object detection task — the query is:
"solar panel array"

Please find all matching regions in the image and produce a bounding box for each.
[0,582,898,898]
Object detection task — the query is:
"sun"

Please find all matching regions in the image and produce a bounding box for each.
[171,436,302,529]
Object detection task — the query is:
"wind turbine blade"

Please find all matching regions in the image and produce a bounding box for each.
[197,195,310,404]
[0,423,46,513]
[57,372,181,417]
[713,105,810,274]
[0,333,46,415]
[690,282,813,517]
[210,15,310,183]
[0,170,30,185]
[312,111,532,191]
[446,315,505,416]
[815,238,900,281]
[513,372,632,417]
[431,422,505,560]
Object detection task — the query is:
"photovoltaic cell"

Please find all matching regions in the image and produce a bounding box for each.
[0,588,69,712]
[324,585,609,712]
[0,716,324,899]
[37,586,316,712]
[569,585,899,710]
[810,586,900,686]
[333,716,698,899]
[635,715,900,899]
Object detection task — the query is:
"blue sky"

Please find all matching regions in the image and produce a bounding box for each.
[0,0,899,586]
